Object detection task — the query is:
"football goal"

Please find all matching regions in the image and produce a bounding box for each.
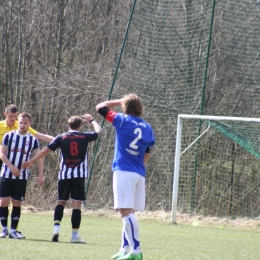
[171,114,260,223]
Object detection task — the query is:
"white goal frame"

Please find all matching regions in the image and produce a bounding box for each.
[171,114,260,223]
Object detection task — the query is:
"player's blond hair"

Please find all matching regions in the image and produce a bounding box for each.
[122,94,144,117]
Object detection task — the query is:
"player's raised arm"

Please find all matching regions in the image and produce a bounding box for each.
[96,99,123,111]
[28,126,54,143]
[82,114,104,136]
[35,132,55,143]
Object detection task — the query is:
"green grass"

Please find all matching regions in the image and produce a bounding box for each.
[0,212,260,260]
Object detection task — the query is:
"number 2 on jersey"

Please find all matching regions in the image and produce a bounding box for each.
[130,128,142,149]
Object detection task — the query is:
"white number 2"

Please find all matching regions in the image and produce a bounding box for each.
[130,128,142,149]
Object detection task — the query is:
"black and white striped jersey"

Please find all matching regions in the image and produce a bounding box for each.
[1,130,40,180]
[47,130,98,180]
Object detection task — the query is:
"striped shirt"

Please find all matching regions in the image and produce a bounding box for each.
[1,130,40,180]
[47,130,98,180]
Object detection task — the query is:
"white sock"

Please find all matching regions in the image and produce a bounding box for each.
[119,230,130,254]
[53,225,60,233]
[72,230,79,239]
[122,214,141,255]
[10,228,16,233]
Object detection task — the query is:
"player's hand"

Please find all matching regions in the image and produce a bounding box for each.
[82,114,94,123]
[10,165,21,177]
[37,175,44,187]
[22,160,33,169]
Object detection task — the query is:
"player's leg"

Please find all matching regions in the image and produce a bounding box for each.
[0,162,13,234]
[9,179,27,239]
[112,171,133,259]
[112,171,143,260]
[119,212,142,260]
[70,178,86,244]
[111,171,130,259]
[0,176,11,238]
[52,179,68,242]
[111,230,132,259]
[0,161,18,234]
[10,199,23,238]
[0,198,10,238]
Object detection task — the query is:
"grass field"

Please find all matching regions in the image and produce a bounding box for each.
[0,210,259,260]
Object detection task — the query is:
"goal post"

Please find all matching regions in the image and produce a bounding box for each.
[171,114,260,223]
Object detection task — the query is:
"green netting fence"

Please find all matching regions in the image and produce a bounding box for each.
[85,0,260,218]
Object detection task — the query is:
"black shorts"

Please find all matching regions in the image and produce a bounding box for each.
[0,177,27,201]
[58,178,86,202]
[0,160,3,171]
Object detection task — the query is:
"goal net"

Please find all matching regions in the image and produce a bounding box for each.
[172,114,260,223]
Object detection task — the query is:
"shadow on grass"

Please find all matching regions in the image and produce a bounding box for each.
[24,238,100,246]
[24,238,71,243]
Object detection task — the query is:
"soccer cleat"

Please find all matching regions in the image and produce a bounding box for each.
[16,231,26,239]
[111,252,127,259]
[70,236,86,244]
[0,229,8,238]
[9,231,25,239]
[52,232,59,242]
[117,252,143,260]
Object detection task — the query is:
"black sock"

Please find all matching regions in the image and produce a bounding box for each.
[54,205,64,224]
[11,206,21,230]
[71,209,81,229]
[0,206,8,228]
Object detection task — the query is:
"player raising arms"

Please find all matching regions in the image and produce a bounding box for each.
[0,112,44,239]
[22,114,103,243]
[96,94,155,260]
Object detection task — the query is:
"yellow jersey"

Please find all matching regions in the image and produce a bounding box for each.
[0,120,38,143]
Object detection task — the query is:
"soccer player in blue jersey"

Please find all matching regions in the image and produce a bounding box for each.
[0,112,44,239]
[22,114,103,244]
[96,94,155,260]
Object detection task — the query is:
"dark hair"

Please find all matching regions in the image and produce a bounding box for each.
[68,116,82,130]
[122,94,144,117]
[18,112,31,121]
[5,104,18,113]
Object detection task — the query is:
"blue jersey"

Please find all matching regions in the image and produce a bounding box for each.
[111,112,155,177]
